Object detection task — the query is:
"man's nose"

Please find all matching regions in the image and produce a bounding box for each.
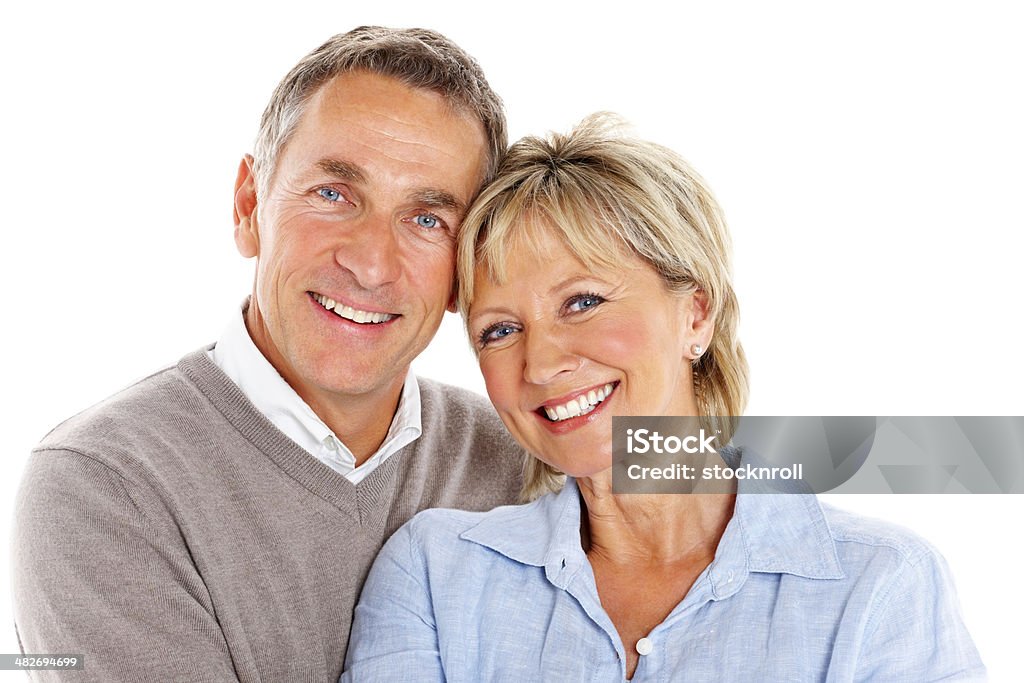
[522,328,581,385]
[336,212,402,289]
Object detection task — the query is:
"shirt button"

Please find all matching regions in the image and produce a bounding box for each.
[636,637,654,656]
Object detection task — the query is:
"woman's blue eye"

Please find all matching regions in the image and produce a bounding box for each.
[487,325,515,340]
[479,323,519,347]
[567,294,604,312]
[318,188,342,202]
[415,213,440,229]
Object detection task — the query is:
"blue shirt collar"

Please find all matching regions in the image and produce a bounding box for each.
[460,472,845,595]
[461,479,587,589]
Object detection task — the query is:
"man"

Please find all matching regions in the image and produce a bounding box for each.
[13,27,523,681]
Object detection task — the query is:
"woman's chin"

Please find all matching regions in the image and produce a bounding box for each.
[548,461,614,484]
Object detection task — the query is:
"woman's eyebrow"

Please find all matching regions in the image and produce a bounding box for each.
[467,306,515,324]
[547,274,609,296]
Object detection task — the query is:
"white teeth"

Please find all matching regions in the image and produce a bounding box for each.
[313,294,394,325]
[542,383,616,422]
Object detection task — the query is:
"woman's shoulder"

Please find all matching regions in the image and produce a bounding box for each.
[819,501,942,561]
[809,500,984,679]
[388,493,558,563]
[815,500,956,588]
[403,501,527,540]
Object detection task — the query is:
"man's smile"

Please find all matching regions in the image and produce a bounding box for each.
[310,292,397,324]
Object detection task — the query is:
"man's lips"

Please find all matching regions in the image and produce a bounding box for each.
[310,292,397,325]
[537,382,618,422]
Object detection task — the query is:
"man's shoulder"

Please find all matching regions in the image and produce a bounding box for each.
[417,377,516,444]
[418,376,496,416]
[35,349,218,470]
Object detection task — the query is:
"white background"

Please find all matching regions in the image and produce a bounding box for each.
[2,0,1021,679]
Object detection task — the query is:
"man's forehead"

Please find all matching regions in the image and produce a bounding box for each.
[278,74,487,199]
[306,71,478,138]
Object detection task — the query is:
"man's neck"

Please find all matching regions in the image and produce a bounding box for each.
[299,381,405,466]
[242,305,406,466]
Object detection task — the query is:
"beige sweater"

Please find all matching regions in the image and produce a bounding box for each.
[13,349,524,682]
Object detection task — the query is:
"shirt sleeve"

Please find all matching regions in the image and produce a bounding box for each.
[854,544,986,682]
[12,448,239,682]
[342,519,445,682]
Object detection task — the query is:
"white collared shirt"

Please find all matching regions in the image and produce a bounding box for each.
[207,304,421,484]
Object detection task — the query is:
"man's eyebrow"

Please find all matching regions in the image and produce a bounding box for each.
[316,158,367,182]
[410,189,466,214]
[312,159,466,214]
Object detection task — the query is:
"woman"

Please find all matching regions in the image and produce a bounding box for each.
[343,115,984,681]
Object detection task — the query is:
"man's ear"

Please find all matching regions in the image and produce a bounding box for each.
[233,154,259,258]
[446,287,458,314]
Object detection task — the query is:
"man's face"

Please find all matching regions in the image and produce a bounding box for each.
[234,71,488,412]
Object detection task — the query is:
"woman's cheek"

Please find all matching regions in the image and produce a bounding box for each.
[480,353,520,413]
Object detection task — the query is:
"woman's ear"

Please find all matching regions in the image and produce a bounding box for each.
[234,155,260,258]
[686,289,714,359]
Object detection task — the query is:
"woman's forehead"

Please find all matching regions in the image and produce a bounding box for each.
[478,211,629,280]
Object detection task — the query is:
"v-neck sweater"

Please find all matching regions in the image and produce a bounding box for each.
[13,348,524,682]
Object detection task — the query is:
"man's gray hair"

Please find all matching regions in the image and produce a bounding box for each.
[252,26,507,195]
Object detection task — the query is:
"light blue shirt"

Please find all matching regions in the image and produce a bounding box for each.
[344,477,984,681]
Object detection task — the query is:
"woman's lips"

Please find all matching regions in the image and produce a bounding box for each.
[539,382,617,421]
[534,382,618,434]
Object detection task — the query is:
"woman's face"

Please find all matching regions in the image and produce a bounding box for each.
[468,225,707,479]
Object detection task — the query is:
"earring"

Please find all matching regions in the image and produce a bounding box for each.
[691,344,703,357]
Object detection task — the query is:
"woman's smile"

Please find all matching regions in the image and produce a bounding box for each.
[469,224,705,479]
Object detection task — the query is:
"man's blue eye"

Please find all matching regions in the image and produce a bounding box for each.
[415,214,440,229]
[318,188,342,202]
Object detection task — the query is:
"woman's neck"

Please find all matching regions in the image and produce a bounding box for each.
[577,472,736,565]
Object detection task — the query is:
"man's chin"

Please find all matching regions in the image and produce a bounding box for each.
[297,361,408,402]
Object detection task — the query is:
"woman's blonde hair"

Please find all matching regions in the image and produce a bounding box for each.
[457,114,749,501]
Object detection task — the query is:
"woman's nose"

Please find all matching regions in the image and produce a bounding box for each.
[522,330,581,385]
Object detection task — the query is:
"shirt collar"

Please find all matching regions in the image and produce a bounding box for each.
[461,478,587,589]
[209,301,421,464]
[460,454,845,595]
